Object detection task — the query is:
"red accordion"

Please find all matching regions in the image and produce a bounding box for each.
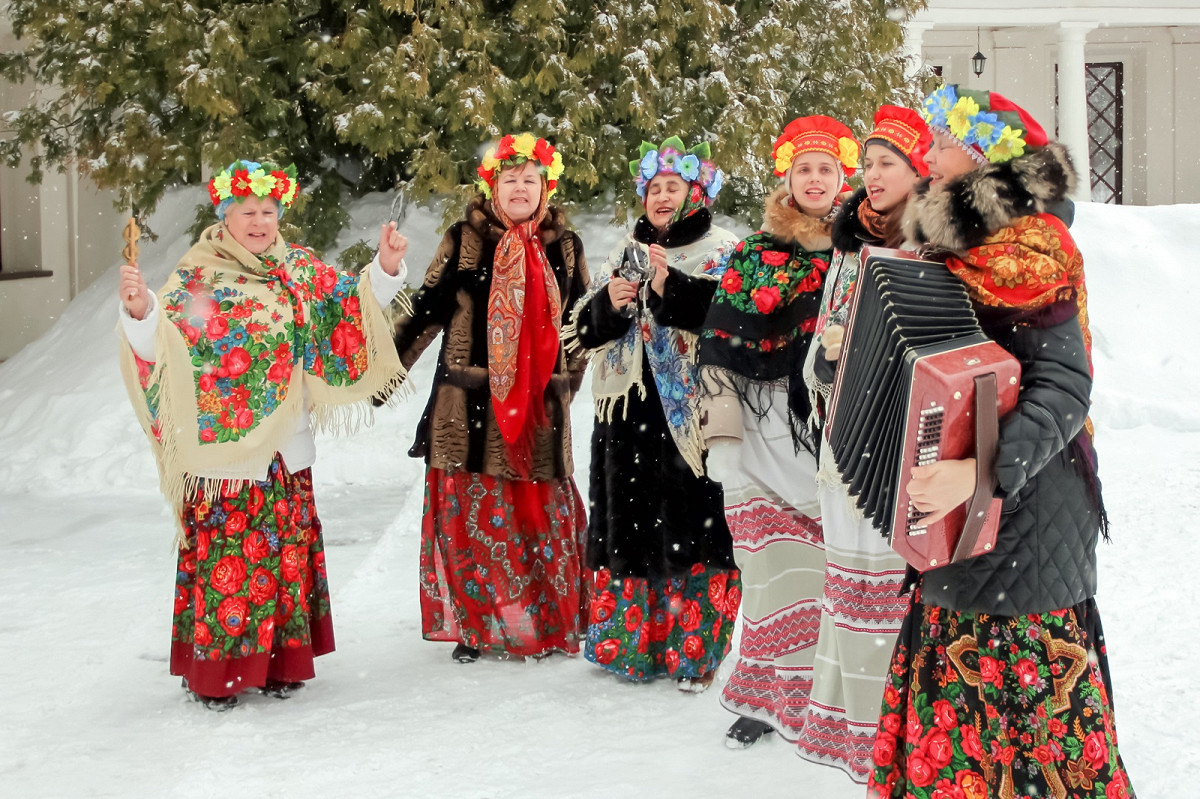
[825,247,1021,571]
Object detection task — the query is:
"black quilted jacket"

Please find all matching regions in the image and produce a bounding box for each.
[901,145,1106,615]
[918,301,1102,615]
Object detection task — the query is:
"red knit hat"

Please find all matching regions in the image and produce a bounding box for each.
[771,115,859,177]
[864,105,933,177]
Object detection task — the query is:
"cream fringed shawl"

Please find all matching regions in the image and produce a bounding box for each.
[118,224,407,517]
[563,226,739,477]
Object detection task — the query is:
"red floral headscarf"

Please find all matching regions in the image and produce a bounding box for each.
[486,165,562,474]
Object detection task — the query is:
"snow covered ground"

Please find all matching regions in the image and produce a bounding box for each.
[0,194,1196,798]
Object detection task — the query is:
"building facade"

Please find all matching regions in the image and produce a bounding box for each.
[0,20,125,361]
[910,1,1200,205]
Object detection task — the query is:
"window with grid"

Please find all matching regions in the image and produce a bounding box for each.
[1086,62,1123,204]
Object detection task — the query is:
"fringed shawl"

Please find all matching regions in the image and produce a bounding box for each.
[486,183,562,474]
[697,185,834,454]
[119,224,406,520]
[564,218,738,476]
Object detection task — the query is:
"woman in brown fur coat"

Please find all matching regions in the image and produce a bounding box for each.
[390,134,591,663]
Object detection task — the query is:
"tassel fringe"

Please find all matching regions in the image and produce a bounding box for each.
[118,258,411,547]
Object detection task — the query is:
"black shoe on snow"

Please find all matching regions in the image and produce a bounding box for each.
[259,680,305,699]
[198,694,239,711]
[451,643,481,663]
[725,717,774,749]
[183,686,240,710]
[183,680,239,712]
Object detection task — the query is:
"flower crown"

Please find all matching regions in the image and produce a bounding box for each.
[629,137,724,203]
[207,160,299,211]
[922,85,1032,165]
[476,133,564,198]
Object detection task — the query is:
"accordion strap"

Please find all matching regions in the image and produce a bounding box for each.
[953,372,1000,562]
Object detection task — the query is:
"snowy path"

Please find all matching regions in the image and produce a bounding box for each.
[2,197,1197,797]
[1,425,1194,797]
[0,484,827,798]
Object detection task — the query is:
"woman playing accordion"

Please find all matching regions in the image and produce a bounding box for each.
[865,87,1135,799]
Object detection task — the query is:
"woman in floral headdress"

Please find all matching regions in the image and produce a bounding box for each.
[695,115,862,749]
[866,86,1134,798]
[774,107,933,780]
[117,159,409,709]
[565,136,740,692]
[388,134,591,664]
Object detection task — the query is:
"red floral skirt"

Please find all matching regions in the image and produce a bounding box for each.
[171,457,334,698]
[868,592,1134,799]
[583,564,741,681]
[420,468,588,657]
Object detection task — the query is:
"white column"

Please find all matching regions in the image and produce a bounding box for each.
[1169,26,1198,204]
[1056,22,1097,203]
[1144,28,1176,204]
[38,170,71,275]
[67,163,81,298]
[979,27,997,92]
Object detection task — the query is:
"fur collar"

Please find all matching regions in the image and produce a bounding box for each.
[830,187,874,253]
[464,194,567,245]
[902,143,1077,252]
[760,185,833,251]
[633,207,713,248]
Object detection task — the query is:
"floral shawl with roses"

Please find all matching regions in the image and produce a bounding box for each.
[564,219,738,477]
[119,223,405,517]
[697,185,835,454]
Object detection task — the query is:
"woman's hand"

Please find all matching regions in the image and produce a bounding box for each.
[907,459,977,525]
[648,244,669,296]
[608,277,639,310]
[821,324,845,361]
[119,263,151,320]
[378,221,408,276]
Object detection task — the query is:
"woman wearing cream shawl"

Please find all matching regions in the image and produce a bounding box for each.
[117,159,407,709]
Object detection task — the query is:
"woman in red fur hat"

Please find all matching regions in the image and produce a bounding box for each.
[696,115,860,751]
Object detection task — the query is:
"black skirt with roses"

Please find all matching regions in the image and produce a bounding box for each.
[867,592,1134,799]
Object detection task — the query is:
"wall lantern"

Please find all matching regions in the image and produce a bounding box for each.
[972,28,987,77]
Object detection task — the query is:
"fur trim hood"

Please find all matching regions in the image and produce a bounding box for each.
[901,142,1077,253]
[464,194,568,245]
[761,185,833,251]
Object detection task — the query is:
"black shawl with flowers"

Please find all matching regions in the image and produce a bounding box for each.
[696,186,835,452]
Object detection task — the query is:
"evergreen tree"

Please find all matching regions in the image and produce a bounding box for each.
[0,0,925,251]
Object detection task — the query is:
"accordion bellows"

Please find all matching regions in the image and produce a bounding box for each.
[826,248,1021,571]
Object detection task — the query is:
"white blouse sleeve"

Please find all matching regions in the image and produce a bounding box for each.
[367,254,408,308]
[118,293,159,363]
